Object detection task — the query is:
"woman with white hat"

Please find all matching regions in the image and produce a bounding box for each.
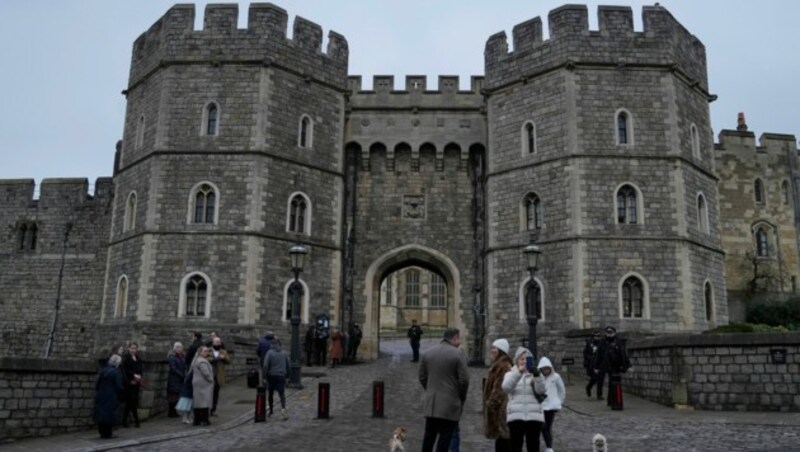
[483,338,513,451]
[502,346,547,452]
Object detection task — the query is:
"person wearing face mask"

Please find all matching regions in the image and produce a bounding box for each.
[209,336,230,416]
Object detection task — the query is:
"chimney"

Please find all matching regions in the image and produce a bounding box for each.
[736,112,748,132]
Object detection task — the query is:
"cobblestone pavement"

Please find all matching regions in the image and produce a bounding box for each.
[108,338,800,452]
[8,338,798,451]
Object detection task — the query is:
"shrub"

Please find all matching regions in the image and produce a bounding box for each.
[746,297,800,328]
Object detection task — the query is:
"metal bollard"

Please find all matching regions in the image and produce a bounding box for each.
[372,381,384,418]
[254,385,266,423]
[317,382,330,419]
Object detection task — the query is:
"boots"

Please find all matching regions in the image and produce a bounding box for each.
[193,409,202,426]
[281,407,288,421]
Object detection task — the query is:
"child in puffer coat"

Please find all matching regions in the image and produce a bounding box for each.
[537,356,566,452]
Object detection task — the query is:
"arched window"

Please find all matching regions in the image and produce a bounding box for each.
[29,224,37,250]
[704,281,714,322]
[756,227,769,257]
[124,192,137,232]
[525,279,542,320]
[282,279,309,323]
[17,222,37,251]
[518,276,545,322]
[621,276,644,318]
[115,276,128,318]
[615,110,632,145]
[690,124,700,159]
[184,274,209,317]
[524,193,543,231]
[18,223,27,250]
[405,270,420,307]
[754,179,765,204]
[697,193,708,234]
[190,182,218,224]
[205,103,219,136]
[430,273,446,307]
[287,193,311,234]
[616,184,639,224]
[521,121,536,154]
[782,180,790,205]
[298,115,313,148]
[135,114,145,149]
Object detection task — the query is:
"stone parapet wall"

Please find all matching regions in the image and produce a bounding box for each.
[0,355,171,441]
[625,333,800,411]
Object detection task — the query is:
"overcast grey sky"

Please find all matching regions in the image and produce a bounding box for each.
[1,1,797,187]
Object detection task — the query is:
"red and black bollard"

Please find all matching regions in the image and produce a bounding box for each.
[372,381,384,418]
[317,382,330,419]
[254,385,267,422]
[610,373,624,410]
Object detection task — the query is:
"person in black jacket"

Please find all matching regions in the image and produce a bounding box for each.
[121,342,143,428]
[599,326,631,407]
[94,354,124,438]
[166,342,186,417]
[582,331,604,399]
[185,332,203,366]
[407,319,423,362]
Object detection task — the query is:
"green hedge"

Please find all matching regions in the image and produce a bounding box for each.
[746,297,800,330]
[705,323,789,334]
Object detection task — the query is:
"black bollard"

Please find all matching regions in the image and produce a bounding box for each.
[372,381,384,418]
[255,385,267,422]
[317,382,330,419]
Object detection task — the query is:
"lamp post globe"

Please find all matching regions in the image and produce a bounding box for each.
[523,241,541,360]
[288,243,307,388]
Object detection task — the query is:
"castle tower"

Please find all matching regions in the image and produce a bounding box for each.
[99,4,349,349]
[483,5,727,341]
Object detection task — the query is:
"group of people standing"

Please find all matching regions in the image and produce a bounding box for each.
[420,326,634,452]
[92,331,230,439]
[582,326,631,406]
[301,322,363,367]
[482,339,566,452]
[93,342,145,438]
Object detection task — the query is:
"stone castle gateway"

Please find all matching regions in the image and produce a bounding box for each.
[3,3,799,364]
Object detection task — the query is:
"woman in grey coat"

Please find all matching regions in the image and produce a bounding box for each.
[191,346,214,426]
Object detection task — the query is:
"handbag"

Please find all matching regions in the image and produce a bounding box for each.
[175,396,193,413]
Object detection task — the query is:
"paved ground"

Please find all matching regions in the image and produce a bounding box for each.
[5,338,800,451]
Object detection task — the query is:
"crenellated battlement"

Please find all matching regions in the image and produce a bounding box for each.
[0,178,113,208]
[347,75,484,110]
[484,4,707,92]
[129,3,349,90]
[716,129,798,155]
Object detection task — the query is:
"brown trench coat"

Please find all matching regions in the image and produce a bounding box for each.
[483,353,512,439]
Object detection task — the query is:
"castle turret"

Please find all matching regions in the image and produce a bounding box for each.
[483,4,725,337]
[102,4,350,351]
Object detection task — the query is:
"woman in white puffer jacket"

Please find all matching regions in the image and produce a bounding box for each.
[502,346,547,452]
[537,356,566,452]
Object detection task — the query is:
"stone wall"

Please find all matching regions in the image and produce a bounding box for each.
[625,333,800,411]
[0,354,173,441]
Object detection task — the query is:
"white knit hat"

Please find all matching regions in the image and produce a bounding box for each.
[492,338,510,355]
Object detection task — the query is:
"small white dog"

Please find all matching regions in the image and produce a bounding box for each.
[389,427,406,452]
[592,433,608,452]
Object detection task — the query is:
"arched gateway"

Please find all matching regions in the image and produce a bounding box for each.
[359,245,464,359]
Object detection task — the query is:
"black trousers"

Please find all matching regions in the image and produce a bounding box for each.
[541,410,557,448]
[587,370,605,398]
[421,417,458,452]
[212,381,220,412]
[411,341,420,362]
[122,386,140,426]
[508,420,542,452]
[495,437,511,452]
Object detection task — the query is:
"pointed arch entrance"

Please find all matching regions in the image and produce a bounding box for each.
[361,244,464,359]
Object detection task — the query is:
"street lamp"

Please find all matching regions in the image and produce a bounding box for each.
[523,240,541,360]
[288,243,307,388]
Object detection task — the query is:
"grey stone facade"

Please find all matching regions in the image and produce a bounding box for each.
[1,3,797,364]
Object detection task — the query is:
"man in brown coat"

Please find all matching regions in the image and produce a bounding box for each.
[419,327,469,452]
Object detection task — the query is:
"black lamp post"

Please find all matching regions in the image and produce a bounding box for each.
[523,240,541,361]
[288,243,307,388]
